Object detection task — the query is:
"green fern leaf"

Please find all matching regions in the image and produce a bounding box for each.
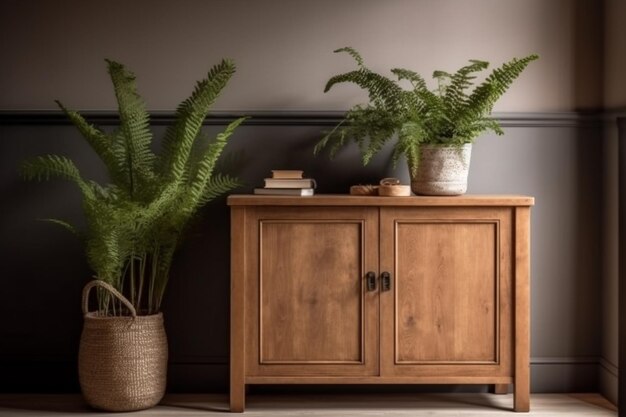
[324,69,403,111]
[21,155,96,200]
[38,218,80,236]
[158,59,236,182]
[186,117,247,203]
[459,54,538,134]
[317,48,537,169]
[106,59,156,195]
[55,100,129,187]
[391,68,428,92]
[334,47,366,68]
[198,173,241,206]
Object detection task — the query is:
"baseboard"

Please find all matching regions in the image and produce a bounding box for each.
[530,357,600,393]
[0,360,228,393]
[599,358,618,405]
[0,357,606,393]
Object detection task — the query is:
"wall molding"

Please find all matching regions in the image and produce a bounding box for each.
[600,357,619,377]
[0,110,605,127]
[0,355,606,394]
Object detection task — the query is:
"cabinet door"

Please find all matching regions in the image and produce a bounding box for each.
[379,207,513,378]
[245,207,379,377]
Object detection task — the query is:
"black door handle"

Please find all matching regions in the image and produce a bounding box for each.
[366,271,377,291]
[381,272,392,292]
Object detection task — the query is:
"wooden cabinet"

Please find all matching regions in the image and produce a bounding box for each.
[228,195,533,413]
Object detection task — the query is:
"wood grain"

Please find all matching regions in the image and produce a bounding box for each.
[230,207,246,413]
[259,221,362,363]
[514,207,531,412]
[230,199,532,412]
[244,207,379,378]
[228,194,534,207]
[394,221,497,363]
[379,207,513,380]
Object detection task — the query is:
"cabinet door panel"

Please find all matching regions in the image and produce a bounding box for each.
[260,222,362,363]
[380,207,513,377]
[246,207,379,377]
[395,222,497,363]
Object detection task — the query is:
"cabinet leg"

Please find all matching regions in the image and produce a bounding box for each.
[490,384,509,394]
[230,382,245,413]
[514,381,530,412]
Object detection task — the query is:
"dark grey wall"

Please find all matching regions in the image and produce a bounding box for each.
[0,113,604,392]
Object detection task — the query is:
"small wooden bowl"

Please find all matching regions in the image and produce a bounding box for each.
[378,184,411,197]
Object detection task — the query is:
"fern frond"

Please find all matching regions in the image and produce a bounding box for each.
[315,120,346,156]
[318,48,538,169]
[391,68,428,91]
[395,121,425,173]
[459,54,538,132]
[39,218,80,236]
[106,60,156,196]
[83,200,130,283]
[198,173,241,206]
[334,47,366,68]
[25,58,245,315]
[55,100,128,187]
[442,60,489,119]
[158,59,236,182]
[324,70,404,111]
[21,155,95,200]
[186,117,247,202]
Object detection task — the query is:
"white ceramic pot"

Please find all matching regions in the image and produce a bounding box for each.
[410,144,472,196]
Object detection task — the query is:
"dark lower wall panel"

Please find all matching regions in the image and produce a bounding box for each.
[0,360,600,394]
[0,113,603,393]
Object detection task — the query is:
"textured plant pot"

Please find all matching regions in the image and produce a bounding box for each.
[79,280,168,412]
[411,144,472,196]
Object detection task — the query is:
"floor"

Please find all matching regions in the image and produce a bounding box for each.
[0,393,617,416]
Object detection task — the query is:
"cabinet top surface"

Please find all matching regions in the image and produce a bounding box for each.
[227,194,534,207]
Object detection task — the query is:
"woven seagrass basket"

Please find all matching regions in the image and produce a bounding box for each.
[78,280,168,411]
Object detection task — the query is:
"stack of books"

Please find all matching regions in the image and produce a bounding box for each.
[254,170,316,196]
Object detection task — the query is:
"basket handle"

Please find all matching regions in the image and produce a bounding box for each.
[82,280,137,317]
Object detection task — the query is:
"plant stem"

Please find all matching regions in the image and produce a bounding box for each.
[130,252,135,309]
[137,252,146,314]
[149,245,159,314]
[119,263,129,314]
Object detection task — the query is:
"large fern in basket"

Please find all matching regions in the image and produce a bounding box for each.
[315,47,538,174]
[22,59,247,315]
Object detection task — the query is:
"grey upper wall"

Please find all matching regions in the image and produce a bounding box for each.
[0,0,600,112]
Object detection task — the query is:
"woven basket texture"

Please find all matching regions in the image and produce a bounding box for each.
[79,313,168,411]
[78,281,168,412]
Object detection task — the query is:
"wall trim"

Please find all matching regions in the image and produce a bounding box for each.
[600,357,619,378]
[530,356,602,365]
[0,356,603,393]
[0,110,604,127]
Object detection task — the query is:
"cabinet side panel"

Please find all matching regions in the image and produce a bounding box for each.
[230,207,246,412]
[395,222,498,363]
[514,207,531,412]
[259,221,363,363]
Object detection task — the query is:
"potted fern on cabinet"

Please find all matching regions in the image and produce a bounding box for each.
[21,59,246,411]
[315,48,538,195]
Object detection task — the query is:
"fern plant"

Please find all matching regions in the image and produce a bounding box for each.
[21,59,247,315]
[315,47,538,174]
